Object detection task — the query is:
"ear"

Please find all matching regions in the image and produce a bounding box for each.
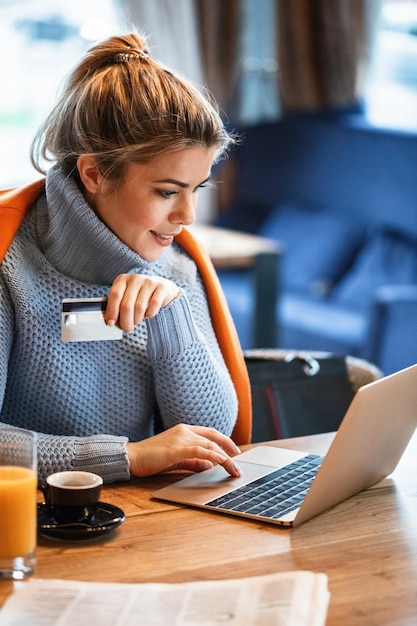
[77,155,103,194]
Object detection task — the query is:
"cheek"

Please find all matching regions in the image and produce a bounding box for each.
[116,189,166,230]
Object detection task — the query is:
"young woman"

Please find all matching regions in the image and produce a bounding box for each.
[0,33,251,484]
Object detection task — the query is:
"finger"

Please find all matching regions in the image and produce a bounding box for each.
[105,276,128,327]
[180,444,228,467]
[189,426,241,457]
[140,283,166,320]
[175,443,241,478]
[119,277,156,331]
[130,278,173,326]
[220,457,242,477]
[175,451,241,477]
[142,283,181,320]
[172,459,215,473]
[194,437,242,476]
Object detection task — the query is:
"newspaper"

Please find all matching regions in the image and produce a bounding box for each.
[0,571,329,626]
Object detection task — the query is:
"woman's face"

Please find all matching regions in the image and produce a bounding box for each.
[81,146,216,262]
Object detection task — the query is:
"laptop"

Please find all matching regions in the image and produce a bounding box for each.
[153,363,417,527]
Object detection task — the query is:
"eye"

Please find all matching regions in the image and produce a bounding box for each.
[193,183,210,193]
[194,180,215,193]
[157,189,177,199]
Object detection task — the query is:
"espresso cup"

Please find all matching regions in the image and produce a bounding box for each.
[44,471,103,524]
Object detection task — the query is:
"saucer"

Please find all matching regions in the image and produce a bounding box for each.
[37,501,125,541]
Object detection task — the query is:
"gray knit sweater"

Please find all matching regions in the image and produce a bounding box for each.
[0,166,238,483]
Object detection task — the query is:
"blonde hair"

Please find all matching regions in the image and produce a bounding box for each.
[31,33,234,181]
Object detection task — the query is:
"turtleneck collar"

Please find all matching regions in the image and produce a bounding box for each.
[36,165,158,285]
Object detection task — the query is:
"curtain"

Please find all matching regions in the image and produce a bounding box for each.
[117,0,203,83]
[195,0,243,111]
[115,1,381,117]
[277,0,382,111]
[113,0,382,216]
[194,0,381,117]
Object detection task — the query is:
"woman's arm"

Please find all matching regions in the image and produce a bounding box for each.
[146,294,238,434]
[106,272,239,436]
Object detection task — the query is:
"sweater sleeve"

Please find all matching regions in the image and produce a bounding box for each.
[37,433,130,485]
[0,425,130,486]
[145,292,238,435]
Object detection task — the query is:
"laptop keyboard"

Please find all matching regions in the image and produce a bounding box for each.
[207,454,323,520]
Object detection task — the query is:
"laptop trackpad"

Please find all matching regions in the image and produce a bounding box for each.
[154,460,279,506]
[154,446,308,506]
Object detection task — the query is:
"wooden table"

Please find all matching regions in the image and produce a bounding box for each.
[1,432,417,625]
[190,224,280,347]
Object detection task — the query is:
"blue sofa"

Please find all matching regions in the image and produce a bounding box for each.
[215,113,417,375]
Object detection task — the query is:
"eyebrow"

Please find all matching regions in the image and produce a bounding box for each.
[154,176,211,188]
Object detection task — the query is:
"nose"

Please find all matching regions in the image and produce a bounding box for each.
[171,195,196,226]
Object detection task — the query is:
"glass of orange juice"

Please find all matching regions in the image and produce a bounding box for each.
[0,427,37,579]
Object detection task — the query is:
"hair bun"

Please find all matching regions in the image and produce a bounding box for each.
[114,47,149,64]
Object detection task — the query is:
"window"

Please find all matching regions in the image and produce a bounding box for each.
[2,0,417,191]
[365,0,417,130]
[0,0,123,187]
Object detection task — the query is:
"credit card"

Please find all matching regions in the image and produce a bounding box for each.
[61,297,123,342]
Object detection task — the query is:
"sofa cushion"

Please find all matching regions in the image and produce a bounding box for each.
[333,230,417,309]
[258,204,365,296]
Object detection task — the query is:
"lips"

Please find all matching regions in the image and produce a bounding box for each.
[150,230,178,246]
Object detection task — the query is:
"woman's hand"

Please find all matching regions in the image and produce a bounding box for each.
[106,273,181,332]
[126,424,242,478]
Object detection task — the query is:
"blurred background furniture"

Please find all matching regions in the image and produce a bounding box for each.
[215,113,417,375]
[190,224,281,348]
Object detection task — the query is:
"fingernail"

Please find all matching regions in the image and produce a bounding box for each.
[107,319,115,327]
[233,463,242,476]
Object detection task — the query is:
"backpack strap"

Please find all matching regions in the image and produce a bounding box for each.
[177,228,252,445]
[0,179,45,263]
